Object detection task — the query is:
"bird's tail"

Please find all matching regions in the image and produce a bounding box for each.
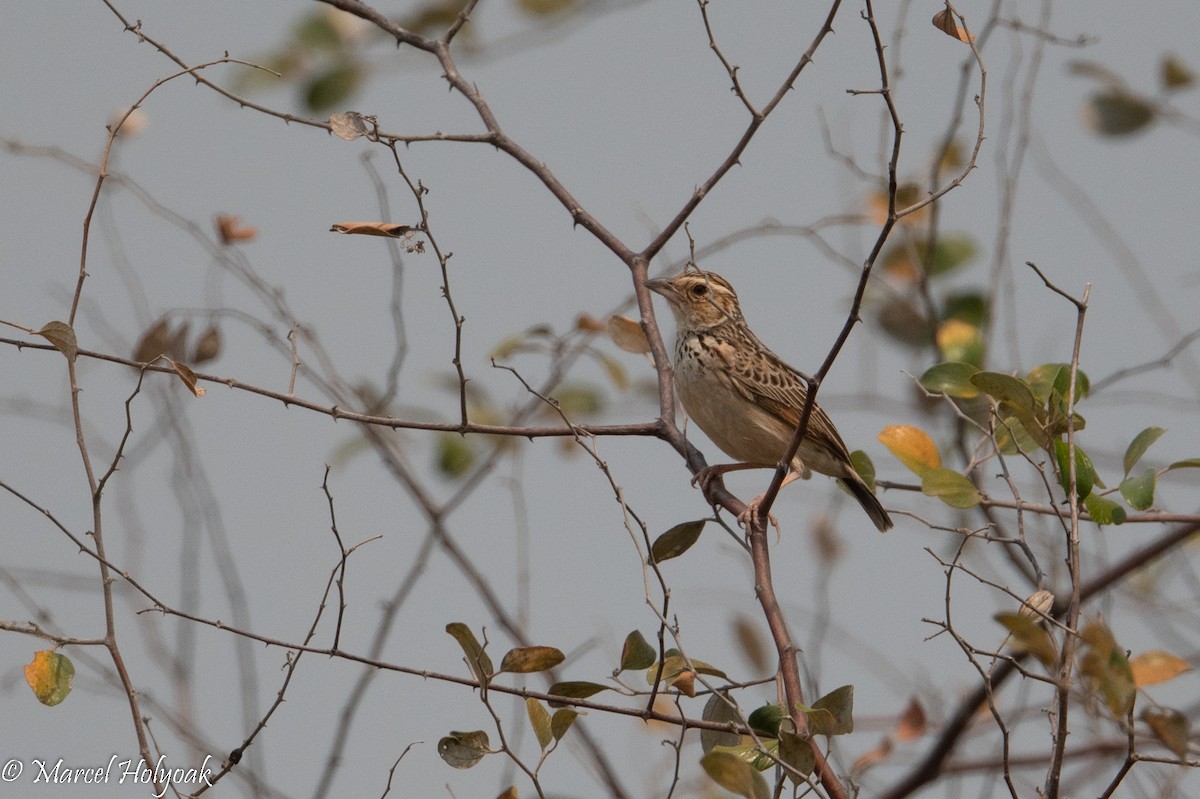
[840,476,893,532]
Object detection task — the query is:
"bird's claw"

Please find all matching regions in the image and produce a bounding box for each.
[737,495,782,541]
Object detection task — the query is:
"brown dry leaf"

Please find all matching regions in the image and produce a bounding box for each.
[168,359,207,397]
[671,669,696,697]
[868,183,928,227]
[34,320,78,363]
[134,318,172,363]
[329,111,372,141]
[932,8,975,43]
[810,515,843,565]
[166,321,190,361]
[607,315,651,354]
[330,221,417,238]
[732,615,770,675]
[895,697,927,742]
[851,737,893,774]
[192,325,222,365]
[216,214,257,245]
[575,313,607,333]
[1130,650,1193,688]
[1018,589,1056,623]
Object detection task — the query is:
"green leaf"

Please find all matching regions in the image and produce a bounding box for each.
[294,11,344,49]
[594,350,630,390]
[995,612,1058,667]
[649,652,728,688]
[34,321,78,363]
[550,708,580,741]
[849,450,877,491]
[1080,621,1136,717]
[526,698,553,749]
[936,320,984,366]
[500,645,565,674]
[445,623,494,684]
[618,630,656,672]
[1027,363,1089,405]
[709,741,777,772]
[1142,707,1190,758]
[970,371,1037,415]
[700,692,743,753]
[808,685,854,736]
[24,650,75,706]
[919,362,980,398]
[1051,363,1090,401]
[650,520,705,563]
[1123,427,1166,475]
[436,433,475,478]
[1084,493,1127,526]
[778,730,816,782]
[1054,440,1096,500]
[304,62,364,113]
[1167,458,1200,471]
[876,298,933,347]
[517,0,578,16]
[700,751,770,799]
[1160,54,1196,92]
[994,415,1044,454]
[1087,91,1157,137]
[553,383,603,415]
[437,730,490,769]
[920,468,981,509]
[746,704,785,738]
[942,292,989,326]
[1119,469,1156,511]
[546,681,609,708]
[917,233,979,278]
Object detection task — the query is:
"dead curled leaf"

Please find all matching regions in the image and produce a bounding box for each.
[329,111,374,141]
[932,8,975,43]
[330,221,419,238]
[167,359,207,397]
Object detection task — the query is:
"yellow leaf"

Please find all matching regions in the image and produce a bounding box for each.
[878,425,941,476]
[25,650,75,706]
[1130,650,1193,688]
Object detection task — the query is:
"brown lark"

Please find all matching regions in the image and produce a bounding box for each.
[648,270,892,532]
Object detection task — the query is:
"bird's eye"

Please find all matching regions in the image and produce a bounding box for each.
[690,284,708,297]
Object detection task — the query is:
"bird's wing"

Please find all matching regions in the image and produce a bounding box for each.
[728,336,855,459]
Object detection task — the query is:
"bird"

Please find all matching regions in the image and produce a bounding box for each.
[646,270,892,532]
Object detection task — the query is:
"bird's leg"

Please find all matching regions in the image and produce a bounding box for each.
[691,461,774,494]
[694,464,805,538]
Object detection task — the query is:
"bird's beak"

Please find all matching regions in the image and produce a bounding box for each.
[646,277,679,303]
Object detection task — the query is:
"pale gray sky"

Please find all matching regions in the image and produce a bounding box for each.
[3,2,1199,797]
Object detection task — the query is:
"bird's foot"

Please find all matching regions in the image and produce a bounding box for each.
[737,494,782,541]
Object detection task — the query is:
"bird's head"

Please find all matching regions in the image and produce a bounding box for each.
[646,271,743,331]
